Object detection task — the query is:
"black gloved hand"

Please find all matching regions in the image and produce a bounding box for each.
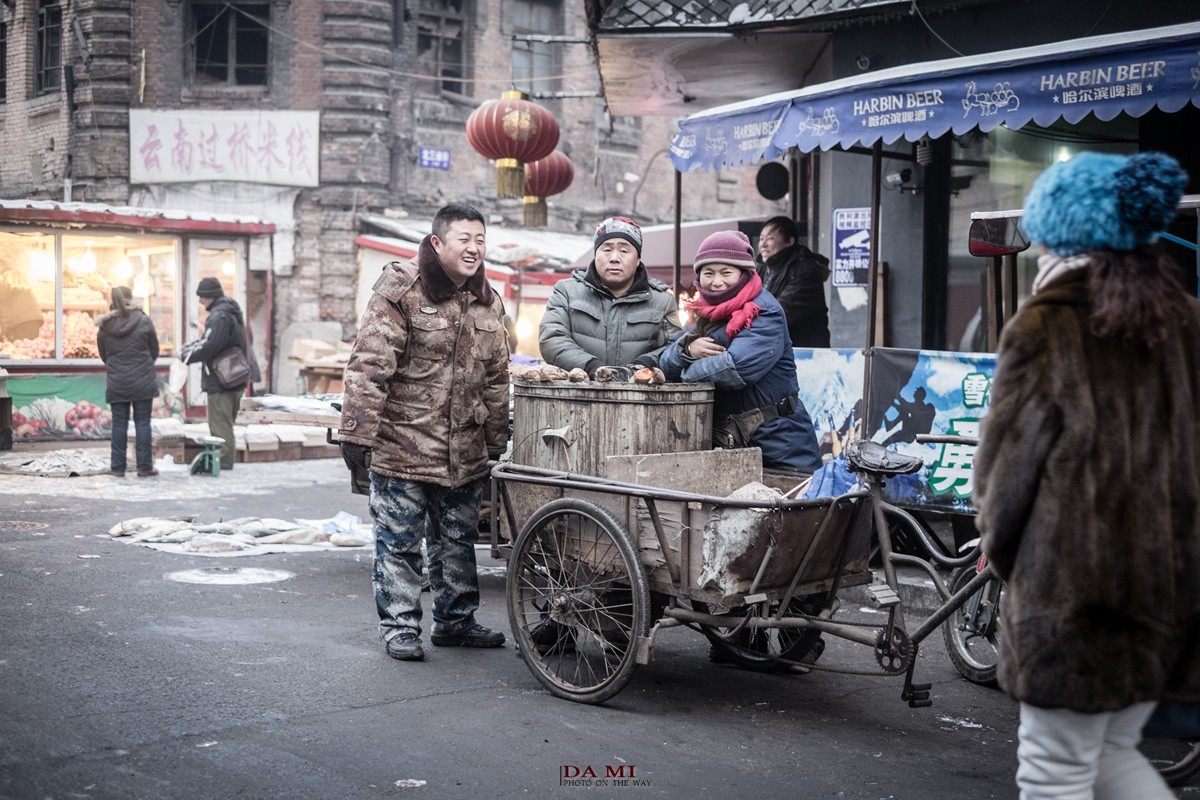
[340,442,371,473]
[341,442,372,495]
[631,353,657,369]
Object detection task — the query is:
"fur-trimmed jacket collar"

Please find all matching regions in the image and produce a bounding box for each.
[417,235,494,305]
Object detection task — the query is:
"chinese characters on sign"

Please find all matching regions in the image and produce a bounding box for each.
[418,148,451,170]
[129,110,321,187]
[832,207,871,287]
[927,372,992,500]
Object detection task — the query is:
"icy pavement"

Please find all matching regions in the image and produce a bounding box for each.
[0,452,351,501]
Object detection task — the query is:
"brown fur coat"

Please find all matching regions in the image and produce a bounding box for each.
[975,269,1200,711]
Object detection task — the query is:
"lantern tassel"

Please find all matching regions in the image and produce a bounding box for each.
[523,196,547,228]
[496,158,524,198]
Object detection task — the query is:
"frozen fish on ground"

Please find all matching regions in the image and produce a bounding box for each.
[330,531,372,547]
[129,521,199,541]
[256,528,330,545]
[108,516,196,537]
[191,523,238,535]
[181,534,256,554]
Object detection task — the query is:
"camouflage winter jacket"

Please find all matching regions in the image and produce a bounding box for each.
[338,236,510,488]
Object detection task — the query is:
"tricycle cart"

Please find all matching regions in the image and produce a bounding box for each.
[489,433,981,706]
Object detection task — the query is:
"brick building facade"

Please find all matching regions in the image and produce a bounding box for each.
[0,0,785,378]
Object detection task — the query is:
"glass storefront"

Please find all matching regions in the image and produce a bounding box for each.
[946,117,1139,351]
[0,230,181,362]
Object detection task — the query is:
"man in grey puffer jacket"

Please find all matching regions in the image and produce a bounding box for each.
[539,216,679,375]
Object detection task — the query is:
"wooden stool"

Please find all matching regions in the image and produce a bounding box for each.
[190,436,226,476]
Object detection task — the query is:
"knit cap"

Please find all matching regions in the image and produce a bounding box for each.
[594,216,642,254]
[1022,151,1188,256]
[693,230,757,273]
[196,277,225,298]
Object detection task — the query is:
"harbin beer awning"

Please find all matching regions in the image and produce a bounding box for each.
[670,21,1200,172]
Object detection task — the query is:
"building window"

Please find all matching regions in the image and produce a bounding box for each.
[416,0,469,96]
[511,0,560,96]
[190,2,270,87]
[1,20,8,102]
[35,0,63,95]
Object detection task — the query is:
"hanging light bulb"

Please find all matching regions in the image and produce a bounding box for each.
[116,258,134,280]
[220,260,235,276]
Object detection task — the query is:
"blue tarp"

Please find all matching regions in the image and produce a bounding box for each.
[671,22,1200,172]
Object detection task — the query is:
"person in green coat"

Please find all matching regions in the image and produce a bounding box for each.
[538,216,679,374]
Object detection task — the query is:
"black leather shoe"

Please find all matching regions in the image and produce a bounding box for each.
[431,623,505,648]
[799,636,826,665]
[529,618,575,653]
[385,632,424,661]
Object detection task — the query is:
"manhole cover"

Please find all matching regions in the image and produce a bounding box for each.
[165,567,295,585]
[0,520,50,531]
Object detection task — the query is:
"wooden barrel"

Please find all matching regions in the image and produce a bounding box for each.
[510,380,713,477]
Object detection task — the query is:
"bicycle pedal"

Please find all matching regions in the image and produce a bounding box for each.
[903,682,932,708]
[867,584,901,607]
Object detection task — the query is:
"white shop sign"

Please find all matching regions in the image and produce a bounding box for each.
[129,110,321,187]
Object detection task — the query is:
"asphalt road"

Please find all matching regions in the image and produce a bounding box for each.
[0,457,1159,800]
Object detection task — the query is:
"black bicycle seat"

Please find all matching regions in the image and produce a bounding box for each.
[846,440,923,476]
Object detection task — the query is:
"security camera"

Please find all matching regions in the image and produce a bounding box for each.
[884,169,912,189]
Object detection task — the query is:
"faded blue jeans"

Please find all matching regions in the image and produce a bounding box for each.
[368,474,485,642]
[110,398,154,473]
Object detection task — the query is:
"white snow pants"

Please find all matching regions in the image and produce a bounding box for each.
[1016,700,1173,800]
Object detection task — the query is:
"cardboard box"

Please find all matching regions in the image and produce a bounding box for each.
[289,338,352,365]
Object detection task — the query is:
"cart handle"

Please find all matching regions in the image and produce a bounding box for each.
[491,460,868,510]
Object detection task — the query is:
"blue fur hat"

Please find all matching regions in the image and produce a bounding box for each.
[1022,152,1188,256]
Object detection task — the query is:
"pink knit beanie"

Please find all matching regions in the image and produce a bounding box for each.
[693,230,756,273]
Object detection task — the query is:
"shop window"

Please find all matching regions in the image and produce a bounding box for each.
[511,0,559,96]
[416,0,469,96]
[35,0,62,95]
[190,2,270,87]
[595,98,641,150]
[0,232,180,363]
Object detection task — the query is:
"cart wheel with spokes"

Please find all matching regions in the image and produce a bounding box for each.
[507,497,650,704]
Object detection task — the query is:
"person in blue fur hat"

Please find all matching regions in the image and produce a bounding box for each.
[974,151,1200,800]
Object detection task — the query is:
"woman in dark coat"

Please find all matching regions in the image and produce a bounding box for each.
[96,286,160,477]
[974,152,1200,800]
[660,229,821,474]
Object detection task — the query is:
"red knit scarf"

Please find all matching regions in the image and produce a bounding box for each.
[689,271,763,338]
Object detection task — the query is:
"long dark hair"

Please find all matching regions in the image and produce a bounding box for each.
[1087,245,1188,345]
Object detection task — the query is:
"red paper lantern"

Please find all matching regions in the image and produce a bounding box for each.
[523,150,574,227]
[466,90,560,198]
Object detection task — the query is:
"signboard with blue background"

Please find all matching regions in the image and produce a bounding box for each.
[795,347,995,514]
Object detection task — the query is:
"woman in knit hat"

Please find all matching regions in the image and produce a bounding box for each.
[660,229,825,666]
[974,151,1200,800]
[660,229,821,473]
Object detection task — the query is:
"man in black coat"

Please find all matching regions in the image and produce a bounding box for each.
[756,216,831,347]
[181,277,247,470]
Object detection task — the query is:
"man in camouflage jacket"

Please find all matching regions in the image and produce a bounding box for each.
[338,203,510,662]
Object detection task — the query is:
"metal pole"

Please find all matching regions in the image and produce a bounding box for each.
[673,168,682,296]
[867,142,882,348]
